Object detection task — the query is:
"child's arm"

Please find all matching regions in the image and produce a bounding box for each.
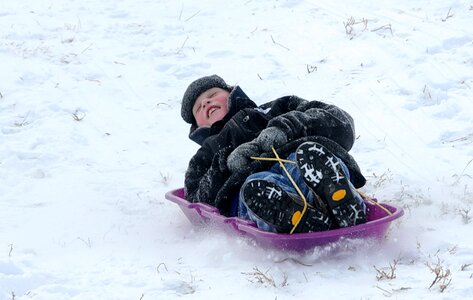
[184,145,232,205]
[256,96,355,150]
[227,99,356,172]
[267,106,355,151]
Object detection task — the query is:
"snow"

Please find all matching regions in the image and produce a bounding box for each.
[1,0,472,299]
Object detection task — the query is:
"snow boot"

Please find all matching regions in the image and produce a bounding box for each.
[295,141,366,228]
[242,179,333,233]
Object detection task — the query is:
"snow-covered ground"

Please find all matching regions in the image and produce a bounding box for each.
[1,0,472,299]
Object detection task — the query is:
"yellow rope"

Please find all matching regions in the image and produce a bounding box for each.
[357,190,393,216]
[270,147,308,234]
[250,156,297,164]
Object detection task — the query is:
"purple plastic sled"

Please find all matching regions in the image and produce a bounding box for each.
[165,188,404,251]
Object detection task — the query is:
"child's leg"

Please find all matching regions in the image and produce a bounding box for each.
[285,151,365,214]
[295,142,366,227]
[260,155,317,205]
[239,167,333,233]
[237,171,282,233]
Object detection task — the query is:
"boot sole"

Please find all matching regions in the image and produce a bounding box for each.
[296,142,366,227]
[242,179,332,233]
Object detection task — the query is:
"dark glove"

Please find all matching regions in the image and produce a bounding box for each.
[227,141,261,172]
[256,127,288,152]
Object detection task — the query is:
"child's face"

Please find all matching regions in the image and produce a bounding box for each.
[192,87,230,127]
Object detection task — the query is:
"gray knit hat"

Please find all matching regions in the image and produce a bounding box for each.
[181,75,232,124]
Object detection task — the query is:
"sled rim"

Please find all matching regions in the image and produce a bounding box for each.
[165,188,404,250]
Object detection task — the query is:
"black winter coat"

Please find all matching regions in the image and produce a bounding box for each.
[184,86,366,216]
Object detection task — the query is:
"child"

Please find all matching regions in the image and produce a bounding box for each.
[181,75,367,233]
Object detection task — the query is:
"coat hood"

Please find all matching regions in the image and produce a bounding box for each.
[188,86,257,145]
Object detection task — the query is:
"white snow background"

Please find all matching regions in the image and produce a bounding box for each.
[1,0,472,299]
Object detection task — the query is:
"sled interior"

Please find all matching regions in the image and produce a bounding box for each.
[165,188,404,251]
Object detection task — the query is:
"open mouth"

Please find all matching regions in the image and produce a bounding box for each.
[207,106,219,118]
